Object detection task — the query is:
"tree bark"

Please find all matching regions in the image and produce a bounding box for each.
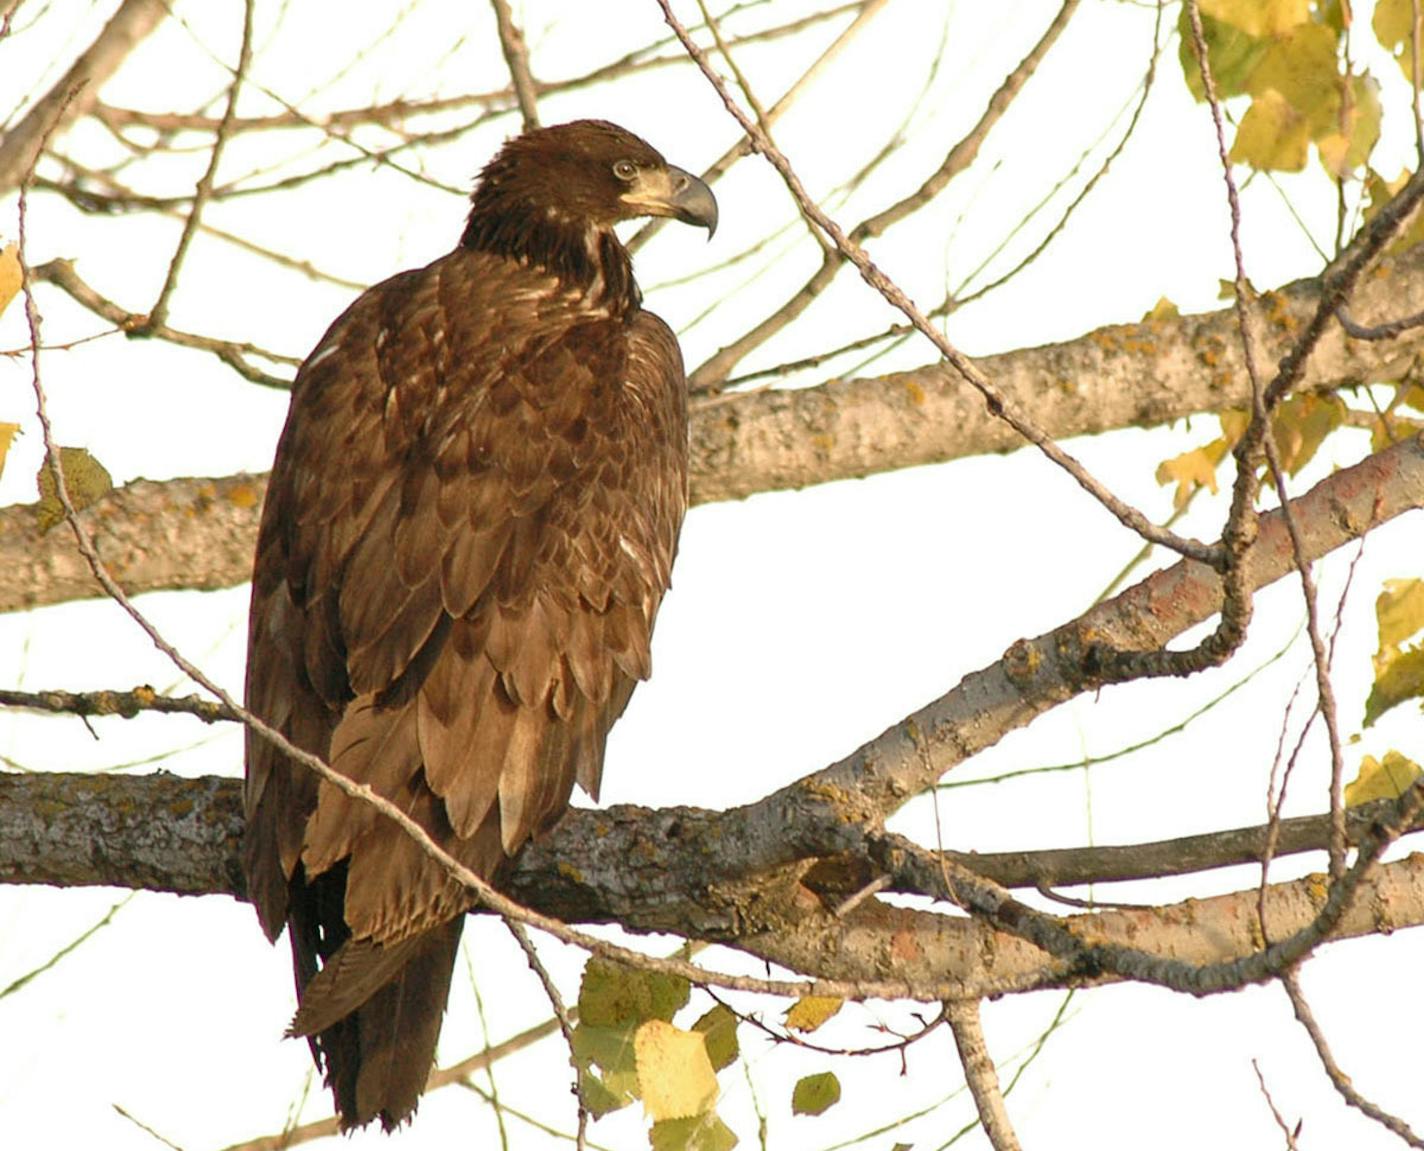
[8,248,1424,613]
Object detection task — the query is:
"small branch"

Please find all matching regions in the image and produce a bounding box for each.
[144,0,255,330]
[0,686,236,724]
[505,922,586,1149]
[30,258,298,386]
[1336,303,1424,341]
[217,1016,564,1151]
[0,0,167,192]
[946,1000,1022,1151]
[688,0,1081,391]
[662,0,1218,567]
[1252,1061,1302,1150]
[1282,971,1424,1147]
[490,0,540,131]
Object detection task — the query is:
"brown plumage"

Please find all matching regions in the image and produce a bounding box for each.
[242,119,716,1130]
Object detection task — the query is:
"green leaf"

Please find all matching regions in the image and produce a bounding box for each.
[1317,73,1382,176]
[783,995,843,1033]
[579,1067,633,1118]
[693,1004,740,1072]
[571,1022,641,1100]
[578,958,689,1028]
[650,1114,739,1151]
[35,446,114,534]
[791,1071,842,1117]
[1344,751,1422,805]
[1179,11,1271,101]
[635,1020,719,1121]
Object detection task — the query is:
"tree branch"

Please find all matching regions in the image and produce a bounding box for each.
[0,0,167,192]
[9,251,1424,614]
[5,769,1424,997]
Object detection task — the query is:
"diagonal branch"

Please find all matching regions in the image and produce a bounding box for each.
[490,0,540,131]
[0,0,167,192]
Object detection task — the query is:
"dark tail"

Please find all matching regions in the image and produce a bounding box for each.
[288,914,465,1131]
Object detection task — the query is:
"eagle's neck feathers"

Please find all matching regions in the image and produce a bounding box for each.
[460,203,640,315]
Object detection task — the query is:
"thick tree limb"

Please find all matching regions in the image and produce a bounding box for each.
[0,473,265,612]
[9,252,1424,614]
[0,0,167,192]
[1,767,1417,907]
[4,769,1423,996]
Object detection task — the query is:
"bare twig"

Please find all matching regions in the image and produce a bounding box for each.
[1186,0,1348,881]
[144,0,255,330]
[629,0,889,253]
[1282,971,1424,1147]
[490,0,540,131]
[0,0,167,191]
[661,0,1223,568]
[216,1016,564,1151]
[1337,304,1424,340]
[29,258,299,386]
[503,922,585,1150]
[689,0,1083,392]
[946,999,1022,1151]
[1252,1060,1302,1150]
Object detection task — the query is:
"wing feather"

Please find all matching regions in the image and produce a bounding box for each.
[244,240,690,1131]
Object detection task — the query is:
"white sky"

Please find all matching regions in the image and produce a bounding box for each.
[1,2,1422,1149]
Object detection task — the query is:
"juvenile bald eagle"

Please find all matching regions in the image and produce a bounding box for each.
[243,120,716,1130]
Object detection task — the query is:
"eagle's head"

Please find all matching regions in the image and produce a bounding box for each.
[466,119,718,239]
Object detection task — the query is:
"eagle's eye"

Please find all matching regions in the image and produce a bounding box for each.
[612,159,638,182]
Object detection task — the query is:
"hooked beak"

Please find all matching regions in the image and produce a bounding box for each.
[622,164,718,237]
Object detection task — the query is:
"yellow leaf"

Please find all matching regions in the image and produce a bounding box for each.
[1365,579,1424,726]
[0,244,19,318]
[1230,88,1311,171]
[1203,0,1311,37]
[1247,22,1339,129]
[1270,393,1345,476]
[1344,751,1422,806]
[0,422,19,479]
[1155,438,1229,509]
[783,995,843,1034]
[1142,297,1180,322]
[635,1020,719,1122]
[1365,647,1424,726]
[1376,579,1424,650]
[1374,0,1418,76]
[1219,407,1251,443]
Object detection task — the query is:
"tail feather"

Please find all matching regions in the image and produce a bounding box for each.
[290,916,465,1131]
